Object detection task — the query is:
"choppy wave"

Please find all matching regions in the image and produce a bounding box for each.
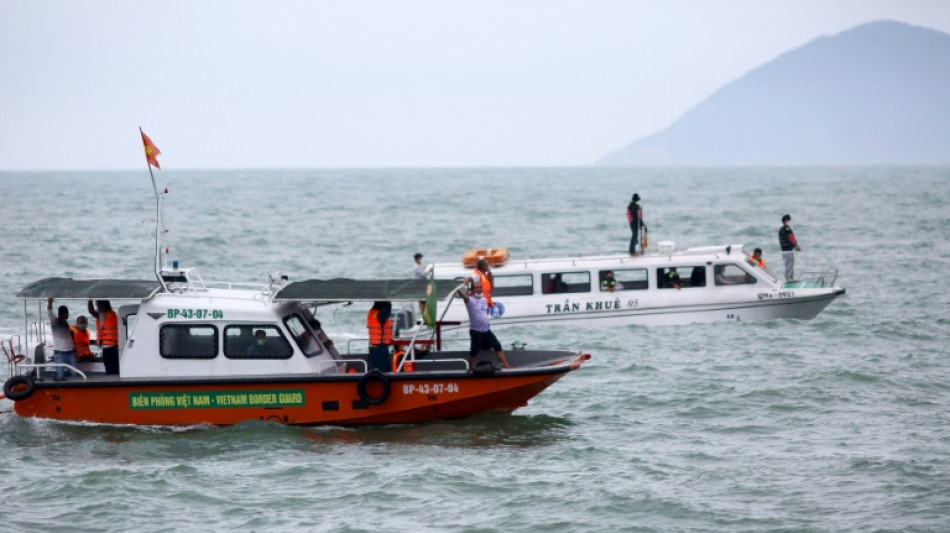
[2,167,950,531]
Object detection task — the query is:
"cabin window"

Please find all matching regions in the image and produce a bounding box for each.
[541,272,590,294]
[492,274,534,296]
[656,266,706,289]
[714,264,757,286]
[160,324,219,359]
[224,325,294,359]
[599,269,648,292]
[284,314,324,358]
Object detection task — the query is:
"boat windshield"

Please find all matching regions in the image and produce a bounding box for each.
[284,313,324,358]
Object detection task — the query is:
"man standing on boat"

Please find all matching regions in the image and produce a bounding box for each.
[47,298,77,380]
[457,284,510,370]
[367,301,393,372]
[466,258,494,309]
[88,300,120,375]
[778,214,801,280]
[626,193,645,256]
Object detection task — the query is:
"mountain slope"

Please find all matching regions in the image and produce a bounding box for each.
[599,21,950,166]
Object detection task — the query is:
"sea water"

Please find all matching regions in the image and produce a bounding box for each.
[0,167,949,532]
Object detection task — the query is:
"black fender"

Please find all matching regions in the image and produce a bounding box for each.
[472,360,500,376]
[3,374,36,401]
[356,370,391,405]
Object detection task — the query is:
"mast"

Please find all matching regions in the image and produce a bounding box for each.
[140,127,169,292]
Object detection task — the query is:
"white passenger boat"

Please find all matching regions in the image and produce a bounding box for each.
[428,244,845,328]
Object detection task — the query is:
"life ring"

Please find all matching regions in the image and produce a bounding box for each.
[462,248,510,268]
[3,375,36,401]
[357,370,391,405]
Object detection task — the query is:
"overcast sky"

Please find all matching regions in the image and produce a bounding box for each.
[1,1,948,170]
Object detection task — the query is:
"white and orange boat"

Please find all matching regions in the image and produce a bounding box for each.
[1,173,589,427]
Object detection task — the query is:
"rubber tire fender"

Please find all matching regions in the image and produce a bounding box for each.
[357,370,391,405]
[3,374,36,401]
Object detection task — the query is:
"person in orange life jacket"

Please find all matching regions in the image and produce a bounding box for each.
[70,315,95,362]
[367,301,393,372]
[465,258,494,309]
[88,300,120,375]
[456,283,510,370]
[778,214,801,280]
[749,247,766,268]
[48,297,78,380]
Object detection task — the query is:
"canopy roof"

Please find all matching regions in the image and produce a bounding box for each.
[16,277,163,300]
[274,278,463,303]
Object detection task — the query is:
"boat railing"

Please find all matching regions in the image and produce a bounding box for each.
[3,335,27,377]
[203,281,269,291]
[783,266,839,289]
[16,363,88,381]
[403,358,471,371]
[328,358,368,374]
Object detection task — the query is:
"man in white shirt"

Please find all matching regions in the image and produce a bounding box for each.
[47,297,77,380]
[456,284,510,370]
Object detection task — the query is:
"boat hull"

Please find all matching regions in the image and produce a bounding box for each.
[10,367,577,426]
[440,289,845,328]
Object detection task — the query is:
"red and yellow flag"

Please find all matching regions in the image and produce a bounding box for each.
[140,128,161,169]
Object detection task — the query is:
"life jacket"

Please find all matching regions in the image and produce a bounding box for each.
[473,270,493,306]
[627,201,641,224]
[70,326,94,360]
[749,255,766,268]
[391,349,414,372]
[96,311,119,347]
[779,225,797,251]
[366,309,393,346]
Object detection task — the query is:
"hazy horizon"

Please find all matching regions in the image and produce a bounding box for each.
[2,0,949,171]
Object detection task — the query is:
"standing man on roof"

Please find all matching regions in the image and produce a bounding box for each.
[413,252,433,316]
[778,214,801,280]
[88,300,120,375]
[627,193,645,256]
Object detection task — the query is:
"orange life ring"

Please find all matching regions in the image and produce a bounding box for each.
[462,248,510,268]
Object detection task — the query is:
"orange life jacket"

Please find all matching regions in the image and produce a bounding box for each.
[391,349,414,372]
[749,255,766,268]
[473,270,493,306]
[366,309,392,346]
[70,326,94,360]
[96,311,119,347]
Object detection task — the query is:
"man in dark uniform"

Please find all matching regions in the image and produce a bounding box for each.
[626,193,645,256]
[778,214,801,280]
[666,267,681,290]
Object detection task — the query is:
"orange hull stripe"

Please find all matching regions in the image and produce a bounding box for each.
[14,374,566,426]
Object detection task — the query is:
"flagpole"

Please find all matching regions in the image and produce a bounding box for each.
[141,127,168,292]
